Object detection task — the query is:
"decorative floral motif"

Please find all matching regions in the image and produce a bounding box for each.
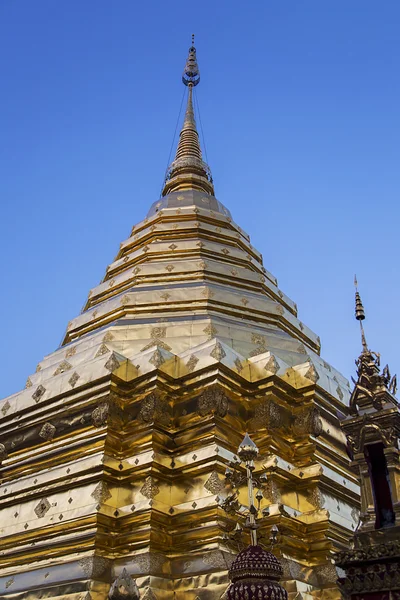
[34,498,51,518]
[79,556,110,578]
[149,349,165,368]
[203,324,218,340]
[234,358,243,373]
[249,333,268,357]
[132,552,166,574]
[105,353,121,372]
[53,360,72,376]
[304,363,320,383]
[210,342,226,361]
[39,422,56,441]
[202,550,228,569]
[204,471,225,495]
[186,355,199,373]
[65,346,77,358]
[137,393,170,426]
[198,387,229,418]
[140,477,160,500]
[264,355,279,375]
[91,481,112,504]
[91,402,109,427]
[95,344,110,358]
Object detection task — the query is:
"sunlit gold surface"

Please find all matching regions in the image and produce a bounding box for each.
[0,186,357,599]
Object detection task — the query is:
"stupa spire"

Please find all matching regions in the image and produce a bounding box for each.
[354,275,368,353]
[162,36,214,196]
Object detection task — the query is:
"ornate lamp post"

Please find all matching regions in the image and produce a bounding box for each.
[219,433,287,600]
[221,433,277,549]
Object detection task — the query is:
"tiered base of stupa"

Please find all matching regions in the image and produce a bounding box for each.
[0,191,357,599]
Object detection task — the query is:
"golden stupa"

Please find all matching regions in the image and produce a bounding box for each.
[0,40,357,600]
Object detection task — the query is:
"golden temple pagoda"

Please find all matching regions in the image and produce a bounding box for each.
[0,40,358,600]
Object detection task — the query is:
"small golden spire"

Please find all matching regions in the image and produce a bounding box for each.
[354,275,368,353]
[162,38,214,197]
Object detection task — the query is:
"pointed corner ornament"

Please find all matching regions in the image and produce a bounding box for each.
[108,568,140,600]
[349,278,398,415]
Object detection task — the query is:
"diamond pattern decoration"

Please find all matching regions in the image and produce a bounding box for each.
[165,264,175,272]
[32,385,46,403]
[169,243,178,250]
[1,400,11,416]
[65,346,77,358]
[305,362,320,383]
[68,372,80,388]
[203,324,218,340]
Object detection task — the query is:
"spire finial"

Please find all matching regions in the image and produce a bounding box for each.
[354,276,368,353]
[162,38,214,197]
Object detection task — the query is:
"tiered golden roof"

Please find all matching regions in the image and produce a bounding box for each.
[0,41,357,600]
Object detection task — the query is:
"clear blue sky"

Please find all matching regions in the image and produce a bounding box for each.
[1,1,399,398]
